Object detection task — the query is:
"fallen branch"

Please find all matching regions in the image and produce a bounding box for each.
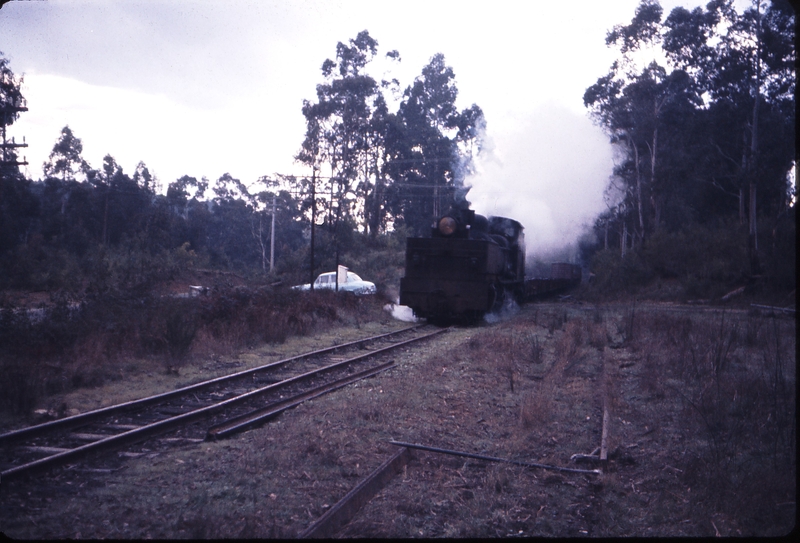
[721,286,745,301]
[570,447,600,464]
[388,440,600,475]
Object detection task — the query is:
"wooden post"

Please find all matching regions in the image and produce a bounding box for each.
[270,194,275,273]
[600,400,609,469]
[309,167,316,290]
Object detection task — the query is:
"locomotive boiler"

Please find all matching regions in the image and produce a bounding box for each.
[399,207,525,321]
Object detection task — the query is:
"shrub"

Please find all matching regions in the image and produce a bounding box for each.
[588,249,652,297]
[647,222,749,296]
[0,280,382,416]
[587,221,753,300]
[162,298,200,374]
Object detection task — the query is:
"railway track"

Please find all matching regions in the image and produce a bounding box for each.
[0,324,447,483]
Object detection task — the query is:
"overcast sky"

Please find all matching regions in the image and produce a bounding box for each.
[0,0,738,256]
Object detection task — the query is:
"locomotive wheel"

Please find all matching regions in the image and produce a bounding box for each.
[513,285,524,305]
[467,310,486,324]
[490,283,505,313]
[487,283,498,312]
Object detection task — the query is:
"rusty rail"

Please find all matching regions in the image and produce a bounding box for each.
[207,327,449,439]
[207,361,395,439]
[1,327,446,483]
[0,325,423,445]
[300,447,412,538]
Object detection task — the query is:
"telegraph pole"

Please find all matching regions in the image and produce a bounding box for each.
[1,107,29,172]
[309,166,316,290]
[270,193,276,273]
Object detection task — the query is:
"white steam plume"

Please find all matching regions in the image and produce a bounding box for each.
[465,102,612,262]
[384,302,419,323]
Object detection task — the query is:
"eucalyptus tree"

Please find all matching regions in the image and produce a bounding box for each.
[133,161,156,194]
[662,0,794,269]
[0,53,24,124]
[206,173,256,268]
[0,53,37,270]
[362,93,391,237]
[583,0,698,245]
[167,175,196,218]
[1,52,26,178]
[708,0,793,253]
[43,126,89,182]
[167,175,208,214]
[244,176,279,274]
[299,30,381,231]
[585,0,794,257]
[388,53,485,234]
[160,174,208,257]
[94,154,121,245]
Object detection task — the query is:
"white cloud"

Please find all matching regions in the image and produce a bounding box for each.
[15,72,307,186]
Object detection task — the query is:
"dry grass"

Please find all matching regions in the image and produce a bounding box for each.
[520,381,555,428]
[0,302,795,538]
[0,287,391,424]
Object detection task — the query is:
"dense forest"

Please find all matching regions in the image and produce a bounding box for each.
[0,0,795,302]
[582,0,795,299]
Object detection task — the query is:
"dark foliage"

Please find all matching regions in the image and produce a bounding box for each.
[582,0,795,298]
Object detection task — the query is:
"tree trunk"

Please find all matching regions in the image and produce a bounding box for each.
[621,222,627,258]
[649,118,658,233]
[749,182,758,251]
[652,196,661,231]
[102,192,109,245]
[748,0,762,272]
[739,187,745,225]
[368,147,383,238]
[632,139,644,242]
[251,213,267,274]
[270,195,276,273]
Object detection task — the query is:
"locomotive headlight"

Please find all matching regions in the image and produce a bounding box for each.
[438,216,457,236]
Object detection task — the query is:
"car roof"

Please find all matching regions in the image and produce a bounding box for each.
[318,271,359,277]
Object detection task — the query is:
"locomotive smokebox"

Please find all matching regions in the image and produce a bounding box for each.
[401,207,526,322]
[431,206,486,239]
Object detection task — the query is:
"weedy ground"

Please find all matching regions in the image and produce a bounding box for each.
[0,301,795,538]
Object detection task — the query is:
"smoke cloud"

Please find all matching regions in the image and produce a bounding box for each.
[466,102,612,262]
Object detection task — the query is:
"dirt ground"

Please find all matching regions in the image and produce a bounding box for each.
[0,300,795,538]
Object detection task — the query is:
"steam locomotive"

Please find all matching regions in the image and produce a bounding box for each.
[399,207,526,322]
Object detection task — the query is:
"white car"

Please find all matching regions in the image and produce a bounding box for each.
[293,270,376,296]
